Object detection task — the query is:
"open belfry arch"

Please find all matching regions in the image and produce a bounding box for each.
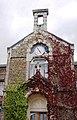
[6,9,77,120]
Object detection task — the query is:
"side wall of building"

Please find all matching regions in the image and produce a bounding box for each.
[0,65,6,120]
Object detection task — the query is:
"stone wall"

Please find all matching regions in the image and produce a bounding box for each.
[5,30,77,120]
[74,62,77,80]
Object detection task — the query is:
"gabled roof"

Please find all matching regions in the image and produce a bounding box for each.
[0,64,6,68]
[7,32,34,50]
[46,31,74,46]
[7,31,74,50]
[74,62,77,66]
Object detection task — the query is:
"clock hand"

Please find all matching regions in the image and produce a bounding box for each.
[42,52,45,55]
[37,47,41,53]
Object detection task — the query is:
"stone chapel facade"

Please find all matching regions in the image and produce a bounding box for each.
[4,9,77,120]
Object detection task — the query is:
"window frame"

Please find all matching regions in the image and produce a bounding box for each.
[29,58,48,78]
[30,112,47,120]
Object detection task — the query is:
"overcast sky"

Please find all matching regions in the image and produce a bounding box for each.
[0,0,77,64]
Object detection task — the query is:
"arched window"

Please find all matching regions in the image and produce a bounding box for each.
[29,58,48,78]
[28,94,48,120]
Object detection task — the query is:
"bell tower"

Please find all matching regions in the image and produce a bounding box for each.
[33,9,49,33]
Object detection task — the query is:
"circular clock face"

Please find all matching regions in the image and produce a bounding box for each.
[34,46,45,55]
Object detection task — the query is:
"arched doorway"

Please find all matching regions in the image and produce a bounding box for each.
[27,94,48,120]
